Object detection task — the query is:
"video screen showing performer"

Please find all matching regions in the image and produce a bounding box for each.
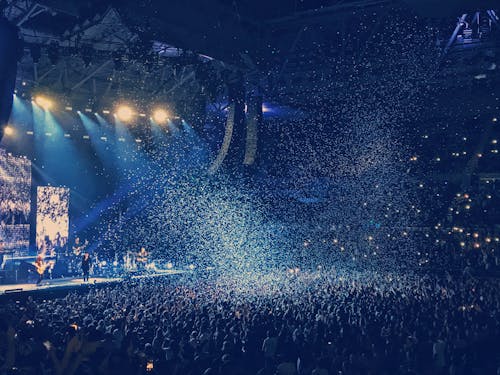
[36,186,70,274]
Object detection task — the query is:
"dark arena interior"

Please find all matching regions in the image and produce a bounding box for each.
[1,0,500,374]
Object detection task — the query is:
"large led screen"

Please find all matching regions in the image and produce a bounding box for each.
[0,148,31,254]
[36,186,69,255]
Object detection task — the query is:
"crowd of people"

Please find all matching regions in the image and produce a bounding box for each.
[0,5,498,375]
[1,270,499,375]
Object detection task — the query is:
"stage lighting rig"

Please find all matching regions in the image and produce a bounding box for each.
[152,108,169,124]
[113,50,125,71]
[47,41,60,66]
[3,126,14,136]
[30,45,41,64]
[115,105,135,122]
[34,95,54,110]
[80,44,93,67]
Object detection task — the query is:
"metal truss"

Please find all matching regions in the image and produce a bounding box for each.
[444,10,499,53]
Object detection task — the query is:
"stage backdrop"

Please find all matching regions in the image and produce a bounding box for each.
[36,186,69,255]
[0,148,31,254]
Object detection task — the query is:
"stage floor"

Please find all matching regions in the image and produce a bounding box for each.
[0,269,186,295]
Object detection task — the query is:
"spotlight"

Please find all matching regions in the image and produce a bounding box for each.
[4,126,14,136]
[166,262,173,269]
[152,108,169,124]
[188,264,195,270]
[34,96,53,110]
[115,105,134,122]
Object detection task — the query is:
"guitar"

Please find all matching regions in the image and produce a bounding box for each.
[34,260,55,275]
[72,240,89,256]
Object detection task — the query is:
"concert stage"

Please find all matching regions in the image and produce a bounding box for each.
[0,269,187,296]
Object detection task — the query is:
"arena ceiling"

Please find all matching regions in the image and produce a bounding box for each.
[9,0,498,67]
[2,0,499,115]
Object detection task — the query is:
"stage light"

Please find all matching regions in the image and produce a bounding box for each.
[166,262,173,269]
[34,95,53,110]
[188,264,195,270]
[115,105,134,122]
[152,108,169,124]
[4,126,14,136]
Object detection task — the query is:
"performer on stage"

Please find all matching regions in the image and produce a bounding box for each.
[136,247,149,271]
[124,250,135,270]
[34,255,44,285]
[71,237,88,274]
[82,252,91,282]
[72,237,88,256]
[34,255,54,286]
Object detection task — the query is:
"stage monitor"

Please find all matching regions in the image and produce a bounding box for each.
[0,148,31,254]
[36,186,69,255]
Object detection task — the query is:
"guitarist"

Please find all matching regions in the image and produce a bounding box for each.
[72,237,88,257]
[71,237,88,274]
[34,255,54,285]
